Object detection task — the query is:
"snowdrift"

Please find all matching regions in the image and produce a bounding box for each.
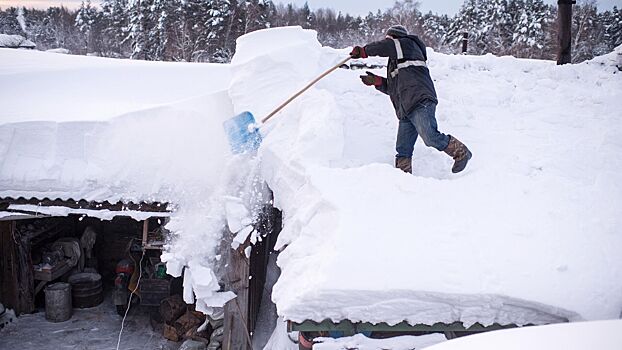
[1,26,621,328]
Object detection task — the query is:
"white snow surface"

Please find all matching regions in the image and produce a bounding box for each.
[315,333,446,350]
[424,319,622,350]
[1,27,622,328]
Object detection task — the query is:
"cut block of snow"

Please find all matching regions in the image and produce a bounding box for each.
[225,196,252,233]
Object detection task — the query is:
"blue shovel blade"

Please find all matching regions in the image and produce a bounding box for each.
[223,111,263,154]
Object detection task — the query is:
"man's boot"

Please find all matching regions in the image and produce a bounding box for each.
[444,135,472,173]
[395,157,412,174]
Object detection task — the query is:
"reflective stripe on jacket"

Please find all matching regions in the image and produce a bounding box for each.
[364,35,437,119]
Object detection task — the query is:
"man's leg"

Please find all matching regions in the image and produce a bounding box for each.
[395,118,418,173]
[409,100,450,151]
[410,100,472,173]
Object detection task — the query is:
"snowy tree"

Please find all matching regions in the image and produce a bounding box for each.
[126,0,154,60]
[239,0,273,34]
[0,7,25,36]
[422,12,451,52]
[509,0,553,57]
[75,0,100,54]
[601,6,622,52]
[388,0,423,35]
[100,0,130,56]
[572,0,601,62]
[445,0,482,53]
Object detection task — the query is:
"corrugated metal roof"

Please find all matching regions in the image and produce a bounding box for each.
[0,196,171,213]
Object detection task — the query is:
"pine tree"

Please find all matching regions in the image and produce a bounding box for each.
[101,0,130,56]
[75,0,99,54]
[603,6,622,50]
[510,0,552,58]
[572,0,600,62]
[445,0,484,54]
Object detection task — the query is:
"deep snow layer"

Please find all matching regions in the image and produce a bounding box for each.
[227,28,622,326]
[0,48,230,124]
[1,28,621,331]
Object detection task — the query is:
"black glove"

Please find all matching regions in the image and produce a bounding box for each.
[359,71,383,86]
[350,46,368,59]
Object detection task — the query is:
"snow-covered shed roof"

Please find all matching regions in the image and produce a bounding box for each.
[0,34,35,49]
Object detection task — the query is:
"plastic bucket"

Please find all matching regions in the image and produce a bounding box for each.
[44,282,72,322]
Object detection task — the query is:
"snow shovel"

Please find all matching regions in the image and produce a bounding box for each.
[223,55,352,154]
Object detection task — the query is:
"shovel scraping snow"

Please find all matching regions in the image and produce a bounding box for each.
[224,56,352,154]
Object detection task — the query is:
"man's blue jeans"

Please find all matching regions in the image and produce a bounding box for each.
[396,99,450,158]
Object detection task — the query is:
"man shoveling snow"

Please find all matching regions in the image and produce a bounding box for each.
[350,25,472,174]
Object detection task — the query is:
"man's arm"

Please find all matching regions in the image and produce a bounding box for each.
[364,38,399,59]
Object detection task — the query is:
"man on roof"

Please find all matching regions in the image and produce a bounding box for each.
[350,25,472,174]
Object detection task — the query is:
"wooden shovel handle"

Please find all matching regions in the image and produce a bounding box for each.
[260,56,353,123]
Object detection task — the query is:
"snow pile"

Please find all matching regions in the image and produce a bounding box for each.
[225,27,622,327]
[425,319,622,350]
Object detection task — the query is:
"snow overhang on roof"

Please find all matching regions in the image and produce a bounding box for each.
[0,196,171,221]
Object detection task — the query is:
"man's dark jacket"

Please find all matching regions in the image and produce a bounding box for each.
[364,35,437,119]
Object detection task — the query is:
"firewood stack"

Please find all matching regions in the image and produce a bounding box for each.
[159,295,213,345]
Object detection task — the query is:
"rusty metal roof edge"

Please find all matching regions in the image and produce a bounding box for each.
[0,196,172,213]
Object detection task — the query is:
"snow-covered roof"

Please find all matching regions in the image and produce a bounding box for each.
[225,27,622,327]
[1,27,621,327]
[0,34,35,48]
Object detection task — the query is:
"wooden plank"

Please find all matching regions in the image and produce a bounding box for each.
[34,259,71,282]
[223,243,251,350]
[0,221,17,311]
[142,219,149,248]
[15,222,35,314]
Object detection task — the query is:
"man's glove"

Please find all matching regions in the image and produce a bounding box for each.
[350,46,368,59]
[360,71,383,86]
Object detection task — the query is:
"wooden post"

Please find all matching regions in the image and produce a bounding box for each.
[557,0,576,65]
[142,219,149,248]
[0,221,17,312]
[461,32,469,54]
[223,242,251,350]
[0,220,34,315]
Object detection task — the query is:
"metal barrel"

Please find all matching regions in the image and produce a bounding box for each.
[68,273,103,308]
[44,282,72,322]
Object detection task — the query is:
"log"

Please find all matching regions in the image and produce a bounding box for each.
[160,294,187,324]
[174,311,203,335]
[163,324,180,342]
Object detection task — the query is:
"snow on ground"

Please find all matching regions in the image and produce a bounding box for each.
[1,27,621,346]
[424,319,622,350]
[0,297,176,350]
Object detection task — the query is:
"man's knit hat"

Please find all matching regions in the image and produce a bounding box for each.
[386,25,408,38]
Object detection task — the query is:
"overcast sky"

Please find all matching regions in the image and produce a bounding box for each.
[1,0,621,14]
